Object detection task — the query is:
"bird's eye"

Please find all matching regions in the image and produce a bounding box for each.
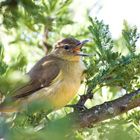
[64,45,70,50]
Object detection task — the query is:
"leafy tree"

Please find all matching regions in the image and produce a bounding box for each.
[0,0,140,140]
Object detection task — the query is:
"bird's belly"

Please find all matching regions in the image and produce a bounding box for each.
[26,78,81,110]
[48,80,80,109]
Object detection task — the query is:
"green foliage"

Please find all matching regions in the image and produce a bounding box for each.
[122,20,140,54]
[0,0,140,140]
[83,118,140,140]
[86,17,140,92]
[0,43,28,94]
[0,43,8,75]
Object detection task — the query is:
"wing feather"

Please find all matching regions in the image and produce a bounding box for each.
[13,55,60,99]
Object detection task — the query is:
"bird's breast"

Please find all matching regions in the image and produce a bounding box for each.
[47,60,86,109]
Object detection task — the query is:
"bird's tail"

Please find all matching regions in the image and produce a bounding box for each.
[0,91,18,113]
[0,105,18,113]
[0,97,18,113]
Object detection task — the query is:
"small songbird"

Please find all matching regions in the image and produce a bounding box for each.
[0,37,89,113]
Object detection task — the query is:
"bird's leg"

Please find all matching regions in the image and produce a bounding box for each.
[66,89,93,112]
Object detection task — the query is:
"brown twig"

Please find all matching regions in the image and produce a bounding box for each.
[0,0,17,7]
[42,29,52,54]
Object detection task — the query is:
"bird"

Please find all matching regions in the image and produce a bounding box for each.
[0,37,89,113]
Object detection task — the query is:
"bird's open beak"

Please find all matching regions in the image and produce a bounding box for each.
[73,40,90,56]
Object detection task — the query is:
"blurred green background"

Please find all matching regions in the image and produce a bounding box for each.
[0,0,140,139]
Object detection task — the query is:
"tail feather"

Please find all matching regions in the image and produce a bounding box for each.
[0,106,18,113]
[0,90,18,113]
[0,98,19,113]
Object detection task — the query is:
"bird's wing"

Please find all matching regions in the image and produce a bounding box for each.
[13,56,60,99]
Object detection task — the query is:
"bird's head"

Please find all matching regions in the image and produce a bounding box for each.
[52,37,89,61]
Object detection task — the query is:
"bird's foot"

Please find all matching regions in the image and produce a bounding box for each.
[65,104,87,112]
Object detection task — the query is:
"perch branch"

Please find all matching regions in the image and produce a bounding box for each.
[55,88,140,129]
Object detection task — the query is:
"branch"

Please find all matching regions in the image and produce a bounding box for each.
[0,0,17,8]
[51,88,140,130]
[42,29,52,54]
